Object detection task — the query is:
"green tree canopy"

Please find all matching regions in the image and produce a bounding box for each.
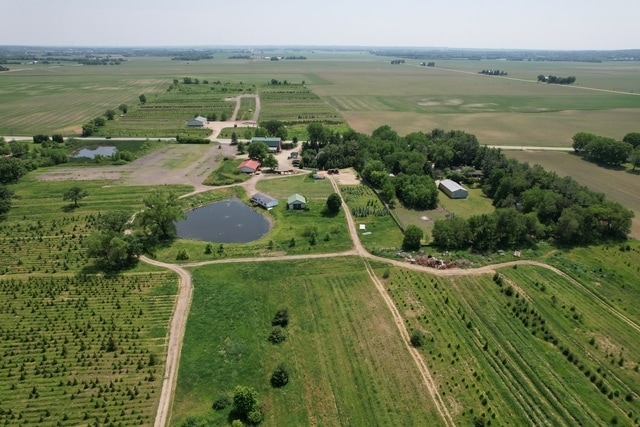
[63,186,88,208]
[402,225,424,250]
[139,191,185,239]
[247,141,269,162]
[97,209,132,232]
[232,385,259,416]
[326,193,342,214]
[262,153,279,170]
[0,185,13,217]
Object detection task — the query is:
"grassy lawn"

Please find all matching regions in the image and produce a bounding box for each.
[170,258,443,426]
[256,173,334,200]
[202,158,251,186]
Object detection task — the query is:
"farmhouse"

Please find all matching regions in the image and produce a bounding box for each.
[251,192,279,209]
[251,137,282,153]
[439,179,468,199]
[187,116,207,127]
[237,159,261,174]
[287,194,307,210]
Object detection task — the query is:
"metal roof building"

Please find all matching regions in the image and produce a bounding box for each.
[439,179,468,199]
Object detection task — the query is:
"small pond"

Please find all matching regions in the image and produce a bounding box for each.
[175,198,270,243]
[72,146,117,159]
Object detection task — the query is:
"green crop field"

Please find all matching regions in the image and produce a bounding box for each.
[4,53,637,147]
[170,258,444,426]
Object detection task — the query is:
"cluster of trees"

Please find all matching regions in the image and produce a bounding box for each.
[285,56,307,60]
[432,146,633,249]
[537,74,576,84]
[77,58,125,66]
[479,69,507,76]
[82,104,127,135]
[296,124,633,250]
[390,59,405,65]
[419,62,435,67]
[0,65,9,72]
[171,53,214,61]
[0,137,70,187]
[259,119,288,140]
[573,132,639,167]
[246,141,278,169]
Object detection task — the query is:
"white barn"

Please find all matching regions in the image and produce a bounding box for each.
[439,179,468,199]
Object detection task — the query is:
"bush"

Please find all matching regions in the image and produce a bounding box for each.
[212,395,229,410]
[270,363,289,388]
[410,329,424,347]
[268,326,286,344]
[271,307,289,327]
[176,249,190,260]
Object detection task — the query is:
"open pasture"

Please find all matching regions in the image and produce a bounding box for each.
[171,258,443,426]
[379,258,640,426]
[504,150,640,238]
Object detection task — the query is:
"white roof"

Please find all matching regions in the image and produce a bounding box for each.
[440,179,465,192]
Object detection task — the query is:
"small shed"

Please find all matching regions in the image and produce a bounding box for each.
[312,173,325,180]
[251,137,282,153]
[251,192,279,209]
[287,194,307,210]
[188,116,207,127]
[439,179,468,199]
[237,159,261,174]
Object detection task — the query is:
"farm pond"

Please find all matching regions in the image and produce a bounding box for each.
[175,198,270,243]
[72,146,117,158]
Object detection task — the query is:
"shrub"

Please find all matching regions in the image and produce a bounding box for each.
[176,249,190,260]
[272,307,289,327]
[270,363,289,388]
[212,394,230,410]
[268,326,286,344]
[410,329,424,347]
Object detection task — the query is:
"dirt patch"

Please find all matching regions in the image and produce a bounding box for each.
[331,168,360,185]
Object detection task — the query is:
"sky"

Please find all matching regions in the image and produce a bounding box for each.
[1,0,638,50]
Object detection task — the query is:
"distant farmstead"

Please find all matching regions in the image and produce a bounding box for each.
[439,179,468,199]
[237,159,261,174]
[251,192,279,209]
[287,194,307,210]
[187,116,207,127]
[251,137,282,153]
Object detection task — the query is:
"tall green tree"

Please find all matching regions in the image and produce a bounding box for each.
[247,141,269,162]
[139,191,185,239]
[623,132,640,149]
[325,193,342,214]
[0,185,13,217]
[63,186,88,208]
[402,225,424,250]
[139,94,147,104]
[262,153,279,170]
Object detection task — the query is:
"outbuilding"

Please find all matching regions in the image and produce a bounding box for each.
[251,137,282,153]
[439,179,468,199]
[187,116,207,127]
[237,159,261,174]
[287,194,307,210]
[251,192,279,209]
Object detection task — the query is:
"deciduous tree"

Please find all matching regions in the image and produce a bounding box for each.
[63,186,88,207]
[402,225,424,250]
[139,191,185,239]
[325,192,342,214]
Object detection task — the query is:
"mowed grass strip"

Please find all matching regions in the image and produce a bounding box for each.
[171,258,443,426]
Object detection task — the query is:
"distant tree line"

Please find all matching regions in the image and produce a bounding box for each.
[537,74,576,84]
[390,59,405,65]
[285,56,307,60]
[297,124,633,250]
[228,55,251,59]
[573,131,640,168]
[480,69,507,76]
[420,62,435,67]
[77,58,125,66]
[171,53,214,61]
